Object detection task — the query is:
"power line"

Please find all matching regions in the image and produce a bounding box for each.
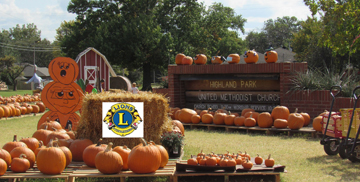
[0,42,65,50]
[0,45,61,52]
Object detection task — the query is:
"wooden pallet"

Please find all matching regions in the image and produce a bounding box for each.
[183,123,318,137]
[68,161,177,182]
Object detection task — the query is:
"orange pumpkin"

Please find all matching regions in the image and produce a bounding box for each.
[0,158,7,176]
[287,109,305,130]
[69,139,93,162]
[257,112,273,128]
[175,53,186,65]
[82,139,107,168]
[48,57,79,85]
[241,108,255,116]
[95,143,123,174]
[19,137,39,153]
[41,82,83,114]
[194,54,207,65]
[113,145,131,170]
[128,139,161,174]
[271,106,290,120]
[201,113,213,124]
[2,135,27,153]
[10,146,36,168]
[10,154,30,173]
[182,56,193,65]
[244,50,259,64]
[0,149,11,167]
[178,108,197,123]
[213,112,226,125]
[301,112,311,127]
[234,116,245,126]
[244,115,256,127]
[264,50,278,63]
[224,112,236,126]
[191,115,201,124]
[273,119,288,129]
[170,107,180,120]
[312,116,323,132]
[172,120,185,136]
[211,56,225,64]
[226,54,240,64]
[36,142,66,175]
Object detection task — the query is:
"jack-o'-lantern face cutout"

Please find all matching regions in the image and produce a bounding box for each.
[48,57,79,85]
[41,82,83,114]
[211,56,226,64]
[38,111,81,130]
[264,50,278,63]
[244,50,259,64]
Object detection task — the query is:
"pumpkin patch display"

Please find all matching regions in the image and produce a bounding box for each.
[264,48,278,63]
[244,50,259,64]
[36,142,66,175]
[194,54,207,65]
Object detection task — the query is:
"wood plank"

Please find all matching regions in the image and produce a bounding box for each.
[186,91,280,103]
[186,103,278,113]
[184,80,280,91]
[179,74,280,81]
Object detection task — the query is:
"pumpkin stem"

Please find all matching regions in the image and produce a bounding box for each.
[268,154,271,160]
[48,139,54,147]
[96,138,103,146]
[13,135,18,142]
[46,117,50,122]
[295,108,298,113]
[257,154,260,157]
[105,142,113,152]
[68,124,73,131]
[140,138,147,146]
[39,140,43,147]
[19,154,27,159]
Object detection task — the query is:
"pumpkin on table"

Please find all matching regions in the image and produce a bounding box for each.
[178,108,197,124]
[234,116,246,126]
[69,139,93,162]
[0,149,11,167]
[211,56,225,64]
[36,141,66,175]
[128,139,161,174]
[265,154,275,167]
[312,116,323,132]
[258,112,273,128]
[271,106,290,120]
[20,137,39,153]
[175,53,186,65]
[2,135,27,153]
[0,158,6,176]
[288,109,305,130]
[113,145,131,170]
[182,56,193,65]
[10,146,36,168]
[149,141,169,168]
[194,54,207,65]
[83,139,107,168]
[273,119,288,129]
[95,142,123,174]
[244,50,259,64]
[10,154,30,173]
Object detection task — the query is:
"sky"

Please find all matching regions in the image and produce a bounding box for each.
[0,0,313,42]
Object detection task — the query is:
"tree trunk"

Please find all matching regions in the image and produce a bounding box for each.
[142,62,152,91]
[13,80,17,91]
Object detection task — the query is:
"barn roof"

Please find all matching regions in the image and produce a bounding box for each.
[75,47,117,77]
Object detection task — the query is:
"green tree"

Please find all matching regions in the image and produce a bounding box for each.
[0,56,29,91]
[245,31,268,53]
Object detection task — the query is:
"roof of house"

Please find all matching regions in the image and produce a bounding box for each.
[23,65,49,77]
[75,47,117,77]
[237,47,295,64]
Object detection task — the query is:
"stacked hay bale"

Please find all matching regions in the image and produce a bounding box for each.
[76,91,173,148]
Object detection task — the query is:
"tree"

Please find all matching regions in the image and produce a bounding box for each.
[0,56,29,91]
[245,31,268,53]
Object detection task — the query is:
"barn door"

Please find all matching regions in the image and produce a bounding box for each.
[84,66,98,86]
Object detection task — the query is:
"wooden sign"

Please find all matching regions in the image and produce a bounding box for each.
[185,80,280,91]
[186,103,278,113]
[186,91,280,103]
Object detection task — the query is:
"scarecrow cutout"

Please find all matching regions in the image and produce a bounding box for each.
[38,57,83,130]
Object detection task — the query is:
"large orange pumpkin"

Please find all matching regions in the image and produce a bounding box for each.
[48,57,79,85]
[128,139,161,174]
[258,112,273,128]
[95,143,123,174]
[82,139,107,168]
[19,137,39,153]
[201,113,213,124]
[182,56,193,65]
[113,145,131,170]
[175,53,186,65]
[0,149,11,167]
[287,110,305,130]
[312,116,323,132]
[300,112,311,127]
[213,112,226,125]
[178,108,197,123]
[264,49,278,63]
[69,139,93,162]
[0,158,7,176]
[226,54,240,64]
[36,142,66,174]
[234,116,245,126]
[244,50,259,64]
[194,54,207,65]
[271,106,290,120]
[10,146,36,168]
[2,135,27,153]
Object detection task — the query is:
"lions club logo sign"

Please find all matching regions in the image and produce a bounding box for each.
[102,102,144,138]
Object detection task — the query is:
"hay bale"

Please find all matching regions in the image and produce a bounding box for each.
[76,91,172,148]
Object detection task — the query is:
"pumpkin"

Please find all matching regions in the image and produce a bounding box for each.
[31,105,40,113]
[172,120,185,136]
[113,145,131,170]
[288,109,304,130]
[26,105,33,114]
[206,156,217,166]
[38,117,62,130]
[32,127,53,145]
[219,157,228,167]
[0,158,6,176]
[264,49,278,63]
[224,112,236,126]
[46,128,71,145]
[69,139,93,162]
[151,142,169,168]
[175,53,186,65]
[200,108,212,118]
[10,146,36,168]
[244,50,259,64]
[312,116,323,132]
[271,106,290,120]
[213,112,226,125]
[241,108,255,116]
[41,82,83,114]
[83,139,107,168]
[234,116,246,126]
[36,141,66,174]
[19,137,39,153]
[2,135,27,153]
[201,113,213,124]
[1,106,10,118]
[301,112,311,127]
[170,107,180,120]
[0,149,11,167]
[174,110,181,120]
[182,56,193,65]
[128,139,161,174]
[273,119,288,129]
[227,157,237,167]
[34,141,46,157]
[265,154,275,167]
[191,115,201,124]
[178,108,197,123]
[244,114,256,127]
[0,107,4,118]
[211,56,225,64]
[226,54,240,64]
[194,54,207,65]
[244,111,259,121]
[187,155,198,165]
[10,154,30,173]
[235,155,242,165]
[20,107,27,115]
[48,139,72,167]
[95,143,123,174]
[14,108,21,116]
[48,57,79,84]
[36,102,46,113]
[199,155,207,166]
[255,154,263,165]
[257,112,273,128]
[242,158,253,169]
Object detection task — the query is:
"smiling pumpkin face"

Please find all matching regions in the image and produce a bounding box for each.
[41,82,83,114]
[264,50,278,63]
[48,57,79,85]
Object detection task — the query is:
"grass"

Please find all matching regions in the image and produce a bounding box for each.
[1,116,360,182]
[0,90,33,97]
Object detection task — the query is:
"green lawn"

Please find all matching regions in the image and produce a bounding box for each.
[1,115,360,182]
[0,90,33,97]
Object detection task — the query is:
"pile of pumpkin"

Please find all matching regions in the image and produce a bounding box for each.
[171,106,312,130]
[0,94,41,104]
[0,101,46,119]
[0,119,170,176]
[187,150,275,170]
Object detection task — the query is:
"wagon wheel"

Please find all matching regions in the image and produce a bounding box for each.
[339,140,351,159]
[348,143,360,163]
[324,140,340,155]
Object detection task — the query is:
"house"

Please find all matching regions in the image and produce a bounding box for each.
[75,47,117,91]
[238,47,295,64]
[16,65,51,90]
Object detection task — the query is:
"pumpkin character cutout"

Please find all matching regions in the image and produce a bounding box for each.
[264,47,278,63]
[244,50,259,64]
[38,57,83,131]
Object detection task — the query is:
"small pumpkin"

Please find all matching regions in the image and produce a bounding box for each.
[187,155,198,165]
[242,158,253,169]
[36,102,46,113]
[95,142,123,174]
[194,54,207,65]
[10,146,36,168]
[211,56,225,64]
[128,138,161,174]
[170,107,180,120]
[244,114,256,127]
[273,119,288,129]
[2,135,27,153]
[191,115,201,124]
[69,139,93,162]
[0,149,11,167]
[0,158,7,176]
[83,139,107,168]
[10,154,30,173]
[36,141,66,174]
[300,112,311,127]
[257,112,273,128]
[31,105,40,113]
[113,145,131,170]
[182,56,193,65]
[175,53,186,65]
[265,154,275,167]
[264,48,278,63]
[255,154,263,165]
[206,156,217,166]
[244,50,259,64]
[226,54,240,64]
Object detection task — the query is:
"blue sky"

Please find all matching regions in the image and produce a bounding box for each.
[0,0,313,42]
